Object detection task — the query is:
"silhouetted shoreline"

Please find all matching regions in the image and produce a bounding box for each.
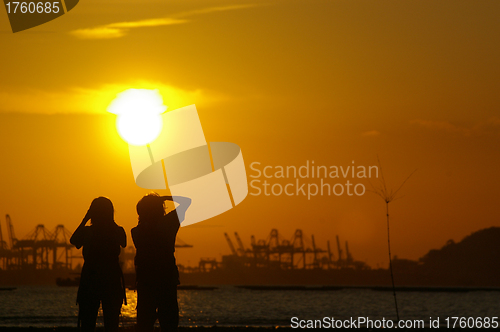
[4,227,500,288]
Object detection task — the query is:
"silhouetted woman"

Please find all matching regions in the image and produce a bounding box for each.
[131,193,191,332]
[70,197,127,332]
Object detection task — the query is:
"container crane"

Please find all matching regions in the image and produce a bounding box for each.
[6,214,17,248]
[327,240,333,269]
[0,215,6,249]
[336,235,343,266]
[234,232,246,256]
[345,241,353,265]
[224,232,237,256]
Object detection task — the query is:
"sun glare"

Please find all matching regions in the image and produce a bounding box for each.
[107,89,167,146]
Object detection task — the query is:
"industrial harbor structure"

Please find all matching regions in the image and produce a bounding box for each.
[1,213,499,288]
[192,229,367,272]
[0,215,74,271]
[0,214,192,273]
[0,212,376,287]
[0,212,365,275]
[225,229,365,269]
[120,229,367,274]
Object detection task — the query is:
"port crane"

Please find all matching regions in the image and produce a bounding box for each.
[224,229,337,270]
[336,235,343,267]
[0,217,6,250]
[6,214,17,249]
[224,232,237,256]
[234,232,247,256]
[0,216,10,269]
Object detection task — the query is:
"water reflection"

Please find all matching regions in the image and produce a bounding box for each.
[121,289,138,320]
[1,286,499,328]
[120,288,221,327]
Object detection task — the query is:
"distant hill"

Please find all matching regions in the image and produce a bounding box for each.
[394,227,500,286]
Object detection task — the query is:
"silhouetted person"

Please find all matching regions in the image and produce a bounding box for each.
[70,197,127,332]
[131,193,191,332]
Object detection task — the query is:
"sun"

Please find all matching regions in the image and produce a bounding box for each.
[107,89,167,146]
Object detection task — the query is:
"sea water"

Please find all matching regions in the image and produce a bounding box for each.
[0,286,498,328]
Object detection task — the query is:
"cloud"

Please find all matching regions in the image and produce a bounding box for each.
[71,18,188,39]
[411,118,500,137]
[361,130,380,137]
[70,4,260,40]
[0,81,225,114]
[70,27,125,39]
[176,4,259,17]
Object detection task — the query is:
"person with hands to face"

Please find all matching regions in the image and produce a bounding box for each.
[132,193,191,332]
[70,197,127,332]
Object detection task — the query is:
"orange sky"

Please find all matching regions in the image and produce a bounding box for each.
[0,0,499,268]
